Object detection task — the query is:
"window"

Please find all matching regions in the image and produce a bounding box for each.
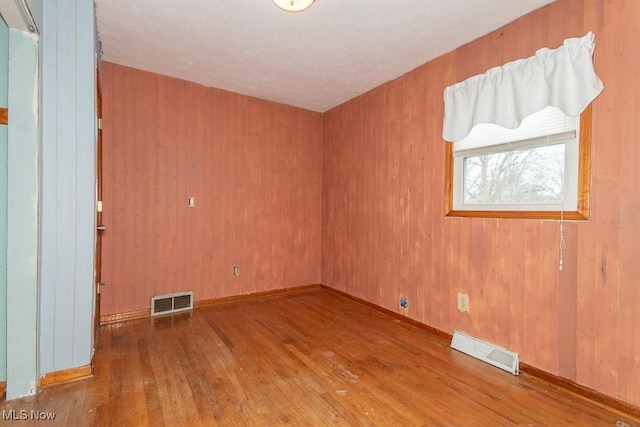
[445,105,592,220]
[442,32,602,220]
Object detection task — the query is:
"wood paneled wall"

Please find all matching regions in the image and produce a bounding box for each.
[101,63,323,316]
[322,0,640,407]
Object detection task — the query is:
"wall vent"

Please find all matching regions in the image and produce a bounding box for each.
[151,291,193,316]
[451,330,519,375]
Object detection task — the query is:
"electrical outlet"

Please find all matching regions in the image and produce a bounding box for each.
[233,264,239,276]
[399,296,408,309]
[457,293,469,312]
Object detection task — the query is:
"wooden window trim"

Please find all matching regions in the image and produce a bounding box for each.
[445,105,592,221]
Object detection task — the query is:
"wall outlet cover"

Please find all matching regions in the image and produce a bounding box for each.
[457,293,469,312]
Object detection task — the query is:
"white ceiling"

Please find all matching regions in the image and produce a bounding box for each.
[95,0,555,113]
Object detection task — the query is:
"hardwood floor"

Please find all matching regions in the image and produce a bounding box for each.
[2,288,639,426]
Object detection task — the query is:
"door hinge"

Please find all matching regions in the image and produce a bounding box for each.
[98,118,102,130]
[97,200,103,212]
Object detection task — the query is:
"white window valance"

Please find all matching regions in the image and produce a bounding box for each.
[442,32,604,143]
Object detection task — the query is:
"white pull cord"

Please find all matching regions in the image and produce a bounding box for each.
[559,210,565,271]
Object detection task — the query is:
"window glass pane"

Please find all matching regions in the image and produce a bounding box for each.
[462,143,566,205]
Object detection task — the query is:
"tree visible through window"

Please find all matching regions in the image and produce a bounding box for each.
[462,143,565,205]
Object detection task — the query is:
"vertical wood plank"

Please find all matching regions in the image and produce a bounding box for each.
[557,222,578,380]
[616,0,640,405]
[539,221,560,374]
[584,0,623,397]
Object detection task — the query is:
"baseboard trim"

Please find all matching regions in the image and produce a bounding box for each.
[0,381,6,401]
[101,284,323,325]
[519,363,640,419]
[100,308,149,324]
[39,365,93,389]
[320,284,640,419]
[320,285,454,342]
[194,284,322,308]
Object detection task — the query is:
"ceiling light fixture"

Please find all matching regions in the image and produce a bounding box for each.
[272,0,315,13]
